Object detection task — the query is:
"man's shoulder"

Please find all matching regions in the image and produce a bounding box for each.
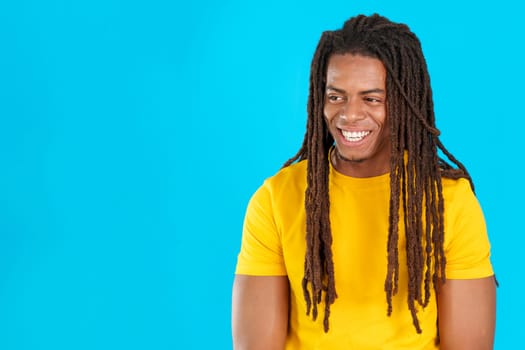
[258,160,307,200]
[441,176,473,196]
[440,176,478,213]
[266,160,307,187]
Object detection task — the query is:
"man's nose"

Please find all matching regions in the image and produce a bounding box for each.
[341,100,365,121]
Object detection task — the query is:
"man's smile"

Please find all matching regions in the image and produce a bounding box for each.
[340,129,371,142]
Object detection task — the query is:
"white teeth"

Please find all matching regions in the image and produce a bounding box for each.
[341,130,370,142]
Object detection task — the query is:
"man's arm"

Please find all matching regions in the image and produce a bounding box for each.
[437,277,496,350]
[232,275,289,350]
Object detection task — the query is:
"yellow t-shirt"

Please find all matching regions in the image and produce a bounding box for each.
[235,160,493,350]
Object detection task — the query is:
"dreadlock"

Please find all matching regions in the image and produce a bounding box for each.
[283,14,473,334]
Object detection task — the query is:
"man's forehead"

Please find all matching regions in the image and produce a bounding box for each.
[325,55,386,91]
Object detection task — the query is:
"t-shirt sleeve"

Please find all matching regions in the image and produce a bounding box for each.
[444,178,494,279]
[235,182,287,276]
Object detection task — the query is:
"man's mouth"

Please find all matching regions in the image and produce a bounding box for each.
[341,130,370,142]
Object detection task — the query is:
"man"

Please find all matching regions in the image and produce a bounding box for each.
[232,14,495,349]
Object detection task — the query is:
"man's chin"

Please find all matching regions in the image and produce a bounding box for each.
[335,148,365,163]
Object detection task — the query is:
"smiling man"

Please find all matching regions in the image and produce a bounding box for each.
[232,14,495,350]
[324,54,390,178]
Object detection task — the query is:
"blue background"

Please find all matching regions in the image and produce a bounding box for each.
[0,1,522,349]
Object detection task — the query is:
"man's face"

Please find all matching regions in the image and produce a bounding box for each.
[324,54,390,178]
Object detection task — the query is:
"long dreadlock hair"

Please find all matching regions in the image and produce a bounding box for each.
[283,14,473,334]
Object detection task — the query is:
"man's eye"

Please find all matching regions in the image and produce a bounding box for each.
[365,97,381,103]
[328,95,344,103]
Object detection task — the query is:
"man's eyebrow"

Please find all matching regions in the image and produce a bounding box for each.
[358,88,386,95]
[325,85,386,95]
[326,85,346,94]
